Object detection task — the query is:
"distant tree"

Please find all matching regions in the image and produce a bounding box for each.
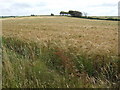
[64,12,69,16]
[60,11,65,16]
[83,12,88,17]
[31,14,35,16]
[51,13,54,16]
[60,11,69,16]
[69,10,82,17]
[68,10,74,15]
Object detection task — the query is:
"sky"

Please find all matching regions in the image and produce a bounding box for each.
[0,0,119,16]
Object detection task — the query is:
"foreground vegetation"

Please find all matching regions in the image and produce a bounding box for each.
[2,16,119,88]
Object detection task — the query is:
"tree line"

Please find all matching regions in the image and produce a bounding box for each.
[60,10,83,17]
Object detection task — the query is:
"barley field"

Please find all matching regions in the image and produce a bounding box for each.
[2,16,119,88]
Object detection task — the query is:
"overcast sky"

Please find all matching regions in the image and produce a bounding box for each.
[0,0,119,16]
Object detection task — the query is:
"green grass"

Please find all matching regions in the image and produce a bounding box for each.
[2,36,119,88]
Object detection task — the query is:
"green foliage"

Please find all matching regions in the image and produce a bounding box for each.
[2,37,119,88]
[51,13,54,16]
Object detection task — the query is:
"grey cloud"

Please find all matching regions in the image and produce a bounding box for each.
[36,2,47,7]
[90,3,117,7]
[100,3,117,7]
[9,2,47,11]
[118,2,120,9]
[118,2,120,16]
[0,1,48,16]
[0,8,17,16]
[11,3,32,8]
[0,0,118,16]
[0,3,32,16]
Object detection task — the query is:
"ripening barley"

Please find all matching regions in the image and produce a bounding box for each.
[2,16,118,88]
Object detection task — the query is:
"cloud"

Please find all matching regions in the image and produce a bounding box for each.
[0,0,119,16]
[118,1,120,16]
[12,3,32,8]
[90,3,117,7]
[36,2,47,7]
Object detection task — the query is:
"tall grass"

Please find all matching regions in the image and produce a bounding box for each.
[2,36,119,88]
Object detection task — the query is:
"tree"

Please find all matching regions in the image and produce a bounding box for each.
[31,14,35,16]
[83,12,88,17]
[68,10,82,17]
[60,10,82,17]
[60,11,69,16]
[60,11,64,15]
[51,13,54,16]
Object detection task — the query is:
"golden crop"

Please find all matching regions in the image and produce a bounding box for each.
[2,16,119,88]
[3,16,118,58]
